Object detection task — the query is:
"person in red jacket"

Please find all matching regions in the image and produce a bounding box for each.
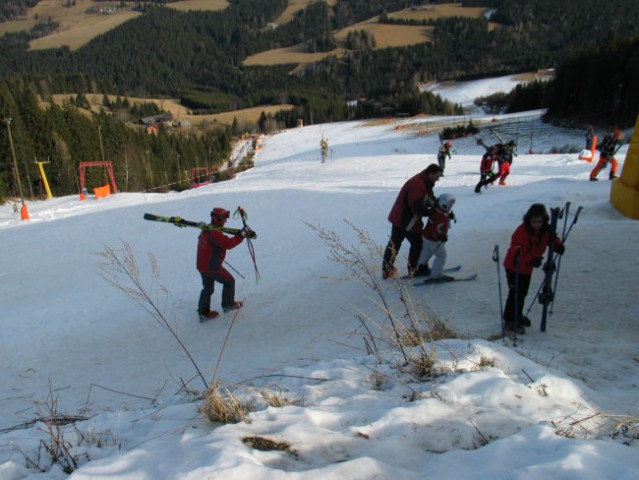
[474,145,499,193]
[416,193,455,280]
[197,207,249,320]
[382,163,442,279]
[502,204,565,334]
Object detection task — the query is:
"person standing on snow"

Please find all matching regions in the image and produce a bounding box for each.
[196,207,252,320]
[437,141,453,173]
[585,125,595,150]
[416,193,455,280]
[502,204,565,334]
[382,163,442,279]
[590,128,622,181]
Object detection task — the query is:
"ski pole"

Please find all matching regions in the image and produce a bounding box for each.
[549,205,583,315]
[235,206,261,282]
[492,245,505,339]
[224,260,245,280]
[549,202,571,315]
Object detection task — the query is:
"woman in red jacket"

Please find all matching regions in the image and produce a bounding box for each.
[503,204,564,334]
[197,207,246,320]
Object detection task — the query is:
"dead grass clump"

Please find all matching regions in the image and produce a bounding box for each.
[261,389,304,408]
[408,352,436,379]
[200,382,252,424]
[242,436,298,456]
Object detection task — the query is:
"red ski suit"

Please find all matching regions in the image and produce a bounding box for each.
[197,229,243,274]
[503,223,562,275]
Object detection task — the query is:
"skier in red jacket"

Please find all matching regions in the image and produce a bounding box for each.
[382,164,442,279]
[502,204,565,334]
[474,145,499,193]
[416,193,455,280]
[197,207,250,320]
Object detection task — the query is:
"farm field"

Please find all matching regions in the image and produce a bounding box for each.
[245,3,492,68]
[49,93,293,127]
[0,0,229,51]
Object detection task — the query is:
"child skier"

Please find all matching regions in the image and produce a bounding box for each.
[196,207,252,321]
[502,204,565,334]
[416,193,455,280]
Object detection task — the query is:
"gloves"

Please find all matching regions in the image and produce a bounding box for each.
[555,244,565,255]
[439,234,448,243]
[448,211,456,222]
[530,256,543,268]
[241,226,256,239]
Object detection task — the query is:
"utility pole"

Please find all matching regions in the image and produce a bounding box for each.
[5,117,29,220]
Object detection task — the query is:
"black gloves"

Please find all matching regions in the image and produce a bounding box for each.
[439,234,448,243]
[530,256,543,268]
[555,244,565,255]
[448,211,456,222]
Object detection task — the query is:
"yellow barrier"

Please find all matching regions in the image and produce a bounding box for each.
[610,115,639,219]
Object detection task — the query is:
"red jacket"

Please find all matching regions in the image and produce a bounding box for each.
[480,151,497,173]
[197,229,243,274]
[422,207,449,242]
[388,171,435,233]
[503,223,562,275]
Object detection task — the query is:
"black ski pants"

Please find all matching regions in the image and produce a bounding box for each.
[198,269,236,314]
[382,225,423,276]
[503,268,532,325]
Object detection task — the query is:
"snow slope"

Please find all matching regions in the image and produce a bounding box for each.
[1,77,638,479]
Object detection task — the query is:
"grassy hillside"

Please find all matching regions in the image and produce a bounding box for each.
[0,0,229,51]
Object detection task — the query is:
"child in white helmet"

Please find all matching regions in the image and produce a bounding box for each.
[416,193,455,280]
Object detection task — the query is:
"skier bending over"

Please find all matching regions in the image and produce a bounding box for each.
[474,145,499,193]
[196,207,252,320]
[502,204,565,334]
[382,163,442,279]
[416,193,455,280]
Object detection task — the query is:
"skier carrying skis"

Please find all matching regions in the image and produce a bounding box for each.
[496,140,517,186]
[437,141,453,173]
[590,128,621,181]
[502,204,565,334]
[382,163,442,279]
[416,193,455,280]
[474,145,499,193]
[196,207,253,320]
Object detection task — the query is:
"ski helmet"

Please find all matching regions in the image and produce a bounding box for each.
[437,193,455,213]
[210,207,230,224]
[446,141,453,148]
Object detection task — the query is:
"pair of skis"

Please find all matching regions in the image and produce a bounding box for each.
[400,265,478,285]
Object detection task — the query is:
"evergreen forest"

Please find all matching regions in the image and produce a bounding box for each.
[1,0,638,201]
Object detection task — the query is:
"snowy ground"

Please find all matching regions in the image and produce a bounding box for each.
[1,76,638,479]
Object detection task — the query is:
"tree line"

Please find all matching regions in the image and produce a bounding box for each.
[0,79,232,202]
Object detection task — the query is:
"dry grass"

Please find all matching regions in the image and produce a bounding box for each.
[200,382,252,424]
[274,0,338,24]
[167,0,229,13]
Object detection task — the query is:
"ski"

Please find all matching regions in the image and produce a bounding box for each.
[414,273,477,286]
[539,206,560,331]
[143,213,257,239]
[399,265,461,280]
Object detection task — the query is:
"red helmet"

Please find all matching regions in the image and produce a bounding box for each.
[210,207,230,224]
[446,142,452,148]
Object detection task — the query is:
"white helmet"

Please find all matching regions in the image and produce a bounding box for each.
[437,193,455,213]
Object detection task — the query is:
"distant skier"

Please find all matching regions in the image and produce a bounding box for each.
[496,140,517,186]
[196,207,252,320]
[590,128,621,181]
[382,164,442,279]
[416,193,455,280]
[474,145,499,193]
[437,141,453,173]
[502,204,565,334]
[585,125,595,150]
